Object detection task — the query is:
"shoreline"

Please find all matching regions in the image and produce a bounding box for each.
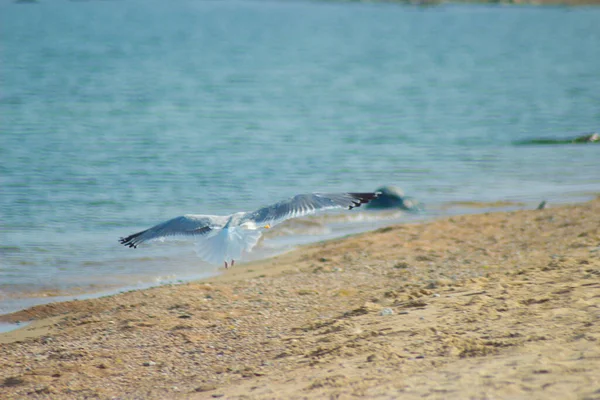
[0,195,595,326]
[1,197,599,398]
[2,196,585,318]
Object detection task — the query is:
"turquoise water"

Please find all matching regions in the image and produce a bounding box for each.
[1,0,599,314]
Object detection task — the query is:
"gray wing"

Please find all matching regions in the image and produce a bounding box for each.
[119,214,228,248]
[241,192,379,227]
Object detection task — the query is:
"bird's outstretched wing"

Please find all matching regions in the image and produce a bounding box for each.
[119,214,228,248]
[241,192,379,228]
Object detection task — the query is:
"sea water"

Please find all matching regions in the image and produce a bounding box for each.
[1,0,599,314]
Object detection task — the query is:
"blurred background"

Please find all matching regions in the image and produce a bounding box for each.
[1,0,599,313]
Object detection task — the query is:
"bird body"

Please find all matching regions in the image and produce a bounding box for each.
[119,192,379,267]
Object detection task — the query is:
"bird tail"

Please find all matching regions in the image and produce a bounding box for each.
[195,227,263,265]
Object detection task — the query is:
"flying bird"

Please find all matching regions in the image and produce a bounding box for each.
[119,192,379,268]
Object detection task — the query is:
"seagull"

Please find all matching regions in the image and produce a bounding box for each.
[119,192,379,268]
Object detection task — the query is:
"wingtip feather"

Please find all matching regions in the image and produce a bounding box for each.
[347,192,380,209]
[119,231,145,249]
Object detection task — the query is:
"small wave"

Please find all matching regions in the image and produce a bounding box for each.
[86,200,121,207]
[263,210,405,238]
[514,132,599,146]
[0,246,21,255]
[15,260,37,266]
[264,219,328,238]
[441,200,526,210]
[305,210,405,224]
[0,282,121,299]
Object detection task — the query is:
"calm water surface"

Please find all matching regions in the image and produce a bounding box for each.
[1,0,599,314]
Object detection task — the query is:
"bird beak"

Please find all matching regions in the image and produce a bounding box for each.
[264,224,271,229]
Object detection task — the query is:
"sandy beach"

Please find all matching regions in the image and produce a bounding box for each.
[1,198,599,399]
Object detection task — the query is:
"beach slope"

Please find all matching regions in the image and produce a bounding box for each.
[1,198,599,399]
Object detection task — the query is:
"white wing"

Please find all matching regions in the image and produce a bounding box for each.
[119,214,228,248]
[241,192,379,228]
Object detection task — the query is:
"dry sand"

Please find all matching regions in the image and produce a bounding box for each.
[1,198,599,399]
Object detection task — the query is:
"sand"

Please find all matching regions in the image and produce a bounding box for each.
[1,198,599,399]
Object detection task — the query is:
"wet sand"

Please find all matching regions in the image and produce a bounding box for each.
[1,198,599,399]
